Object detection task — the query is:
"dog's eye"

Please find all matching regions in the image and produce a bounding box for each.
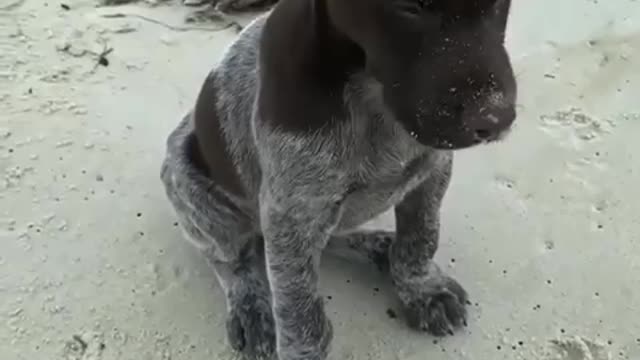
[395,0,434,16]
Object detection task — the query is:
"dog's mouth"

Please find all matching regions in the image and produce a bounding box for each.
[426,125,514,150]
[474,125,513,144]
[490,126,513,143]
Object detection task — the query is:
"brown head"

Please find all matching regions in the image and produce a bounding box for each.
[326,0,517,149]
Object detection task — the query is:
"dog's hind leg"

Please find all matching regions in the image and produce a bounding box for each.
[202,236,276,360]
[160,115,275,360]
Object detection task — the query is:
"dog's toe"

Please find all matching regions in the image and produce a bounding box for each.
[401,276,468,337]
[226,293,276,359]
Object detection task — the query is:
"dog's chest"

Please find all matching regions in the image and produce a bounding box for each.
[334,123,436,231]
[337,161,430,232]
[328,76,445,231]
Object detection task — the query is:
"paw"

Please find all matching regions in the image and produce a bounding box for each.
[401,276,468,337]
[226,293,276,360]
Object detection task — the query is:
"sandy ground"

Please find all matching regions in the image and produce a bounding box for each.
[1,0,639,359]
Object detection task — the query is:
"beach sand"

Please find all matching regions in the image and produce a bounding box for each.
[1,1,639,359]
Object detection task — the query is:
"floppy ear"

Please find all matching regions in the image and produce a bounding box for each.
[494,0,512,38]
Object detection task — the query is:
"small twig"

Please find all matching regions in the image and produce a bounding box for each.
[93,44,114,70]
[57,43,94,58]
[101,12,237,32]
[57,41,114,70]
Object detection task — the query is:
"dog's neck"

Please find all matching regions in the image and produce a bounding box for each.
[257,0,366,132]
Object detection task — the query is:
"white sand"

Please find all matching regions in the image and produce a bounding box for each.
[1,1,638,359]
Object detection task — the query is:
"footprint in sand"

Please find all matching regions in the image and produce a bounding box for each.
[544,336,611,360]
[539,108,615,151]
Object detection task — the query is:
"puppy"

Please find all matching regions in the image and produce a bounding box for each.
[160,0,517,359]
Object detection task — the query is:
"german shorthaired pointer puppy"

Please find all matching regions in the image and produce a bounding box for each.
[160,0,517,359]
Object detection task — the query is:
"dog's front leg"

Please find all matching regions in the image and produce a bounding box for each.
[259,187,340,360]
[391,156,469,337]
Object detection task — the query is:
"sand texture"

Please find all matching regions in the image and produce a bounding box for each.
[1,0,639,359]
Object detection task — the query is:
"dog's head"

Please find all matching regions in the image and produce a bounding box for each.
[328,0,517,149]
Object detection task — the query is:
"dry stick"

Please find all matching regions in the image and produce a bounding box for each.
[100,13,240,32]
[93,45,114,70]
[57,42,114,70]
[58,43,112,59]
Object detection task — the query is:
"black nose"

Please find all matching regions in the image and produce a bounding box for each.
[468,106,516,140]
